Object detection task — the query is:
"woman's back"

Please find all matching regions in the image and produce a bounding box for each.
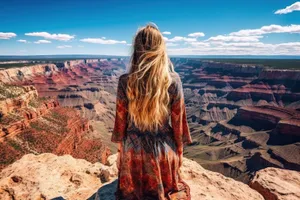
[114,71,185,132]
[111,23,192,200]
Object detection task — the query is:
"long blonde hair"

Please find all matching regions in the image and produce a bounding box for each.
[127,23,174,132]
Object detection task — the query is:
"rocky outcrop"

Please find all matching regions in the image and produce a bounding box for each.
[250,167,300,200]
[0,153,118,200]
[0,153,264,200]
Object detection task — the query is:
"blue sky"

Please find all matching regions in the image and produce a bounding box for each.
[0,0,300,55]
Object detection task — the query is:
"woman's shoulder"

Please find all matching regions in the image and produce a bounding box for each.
[119,73,129,80]
[118,73,129,84]
[168,72,182,94]
[170,72,183,87]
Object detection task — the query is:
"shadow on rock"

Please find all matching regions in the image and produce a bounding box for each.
[88,179,118,200]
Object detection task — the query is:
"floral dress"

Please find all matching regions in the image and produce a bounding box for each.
[111,73,192,200]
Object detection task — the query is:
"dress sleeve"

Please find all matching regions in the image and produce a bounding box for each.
[111,75,128,143]
[171,74,193,155]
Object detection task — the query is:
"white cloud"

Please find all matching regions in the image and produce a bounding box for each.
[275,2,300,14]
[189,42,210,47]
[57,45,72,49]
[168,36,197,42]
[25,32,74,41]
[166,42,178,47]
[206,35,262,42]
[0,32,16,39]
[80,38,126,44]
[162,31,171,35]
[188,32,205,37]
[230,24,300,36]
[167,42,300,55]
[34,40,52,44]
[101,37,106,39]
[126,44,132,46]
[17,39,28,43]
[78,45,84,48]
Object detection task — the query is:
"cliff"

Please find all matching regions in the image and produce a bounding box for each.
[0,153,264,200]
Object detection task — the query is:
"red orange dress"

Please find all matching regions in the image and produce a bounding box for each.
[111,73,192,200]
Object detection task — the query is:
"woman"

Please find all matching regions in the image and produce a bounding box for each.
[111,23,192,200]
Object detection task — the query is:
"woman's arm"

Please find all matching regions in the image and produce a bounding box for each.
[111,75,128,143]
[171,74,193,164]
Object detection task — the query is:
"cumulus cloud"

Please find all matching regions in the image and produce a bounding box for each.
[25,32,74,41]
[162,31,171,35]
[168,36,197,42]
[275,2,300,14]
[206,35,262,42]
[0,32,16,39]
[34,40,52,44]
[57,45,72,49]
[80,38,126,44]
[230,24,300,36]
[17,39,28,43]
[188,32,205,37]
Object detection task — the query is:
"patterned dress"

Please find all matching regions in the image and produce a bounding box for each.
[111,72,192,200]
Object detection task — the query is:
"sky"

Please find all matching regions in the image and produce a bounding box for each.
[0,0,300,56]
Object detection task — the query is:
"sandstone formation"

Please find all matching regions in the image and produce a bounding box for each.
[0,153,264,200]
[250,167,300,200]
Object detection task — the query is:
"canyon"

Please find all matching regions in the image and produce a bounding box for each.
[172,59,300,183]
[0,58,300,199]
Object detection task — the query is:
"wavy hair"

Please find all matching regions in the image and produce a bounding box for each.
[127,23,174,132]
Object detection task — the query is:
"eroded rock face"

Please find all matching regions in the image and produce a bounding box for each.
[250,167,300,200]
[0,153,264,200]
